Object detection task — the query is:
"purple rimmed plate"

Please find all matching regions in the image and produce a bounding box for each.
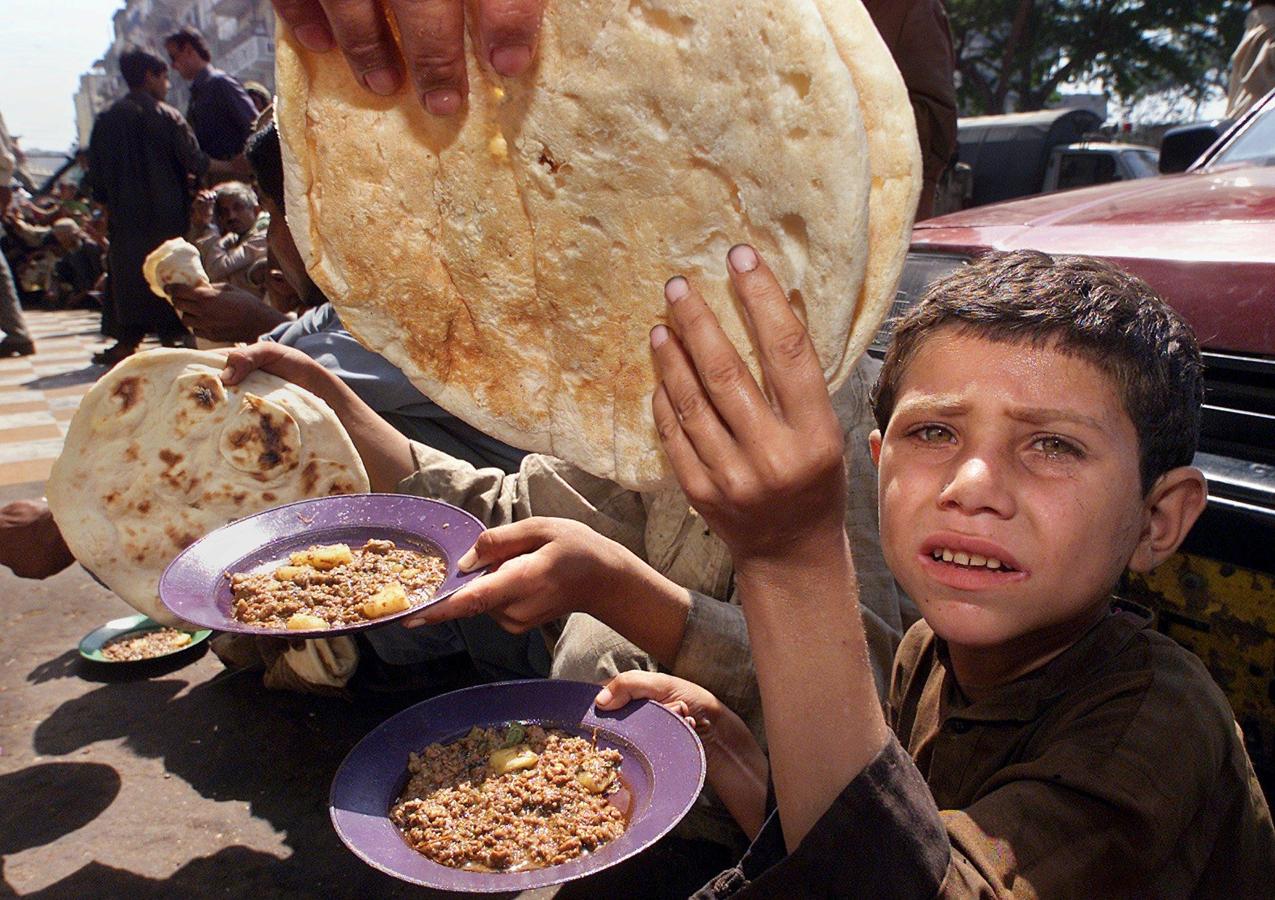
[330,679,706,893]
[157,494,486,637]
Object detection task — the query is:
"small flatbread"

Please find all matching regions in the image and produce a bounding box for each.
[143,238,209,301]
[277,0,917,489]
[47,350,369,626]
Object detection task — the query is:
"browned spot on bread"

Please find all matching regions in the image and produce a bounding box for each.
[113,377,141,411]
[159,449,184,467]
[137,500,151,513]
[301,460,319,494]
[164,525,198,550]
[262,492,276,502]
[328,481,355,495]
[104,491,119,505]
[232,492,247,504]
[190,376,221,409]
[124,444,140,462]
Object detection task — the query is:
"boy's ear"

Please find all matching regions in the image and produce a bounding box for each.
[869,430,882,468]
[1128,466,1208,573]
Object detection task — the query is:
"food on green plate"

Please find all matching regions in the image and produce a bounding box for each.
[100,627,193,661]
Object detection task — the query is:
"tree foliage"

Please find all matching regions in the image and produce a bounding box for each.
[947,0,1252,115]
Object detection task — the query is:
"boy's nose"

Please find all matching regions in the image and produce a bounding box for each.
[937,453,1015,518]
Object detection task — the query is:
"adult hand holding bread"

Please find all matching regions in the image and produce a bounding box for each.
[169,282,288,342]
[270,0,544,114]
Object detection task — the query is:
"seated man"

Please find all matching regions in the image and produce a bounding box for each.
[193,180,268,296]
[593,248,1274,895]
[48,218,104,309]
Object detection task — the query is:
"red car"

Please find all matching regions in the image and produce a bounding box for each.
[875,89,1275,795]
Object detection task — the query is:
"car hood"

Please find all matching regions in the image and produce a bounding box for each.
[918,164,1275,229]
[910,164,1275,356]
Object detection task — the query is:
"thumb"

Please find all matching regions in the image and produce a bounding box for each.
[458,519,555,572]
[595,670,673,711]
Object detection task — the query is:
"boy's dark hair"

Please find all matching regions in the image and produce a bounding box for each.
[870,250,1203,493]
[119,49,168,89]
[165,26,211,62]
[245,123,283,207]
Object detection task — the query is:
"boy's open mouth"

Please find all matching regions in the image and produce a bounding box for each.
[929,548,1019,573]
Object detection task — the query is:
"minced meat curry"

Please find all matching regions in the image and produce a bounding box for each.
[391,723,628,872]
[229,538,446,629]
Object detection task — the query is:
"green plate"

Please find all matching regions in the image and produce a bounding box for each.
[79,613,212,663]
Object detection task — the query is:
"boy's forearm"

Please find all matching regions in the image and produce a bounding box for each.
[703,703,770,839]
[588,558,692,669]
[736,528,889,852]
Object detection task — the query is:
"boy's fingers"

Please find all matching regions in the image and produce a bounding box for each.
[457,519,551,572]
[651,378,719,504]
[477,0,543,76]
[651,289,745,469]
[663,275,773,447]
[387,0,469,115]
[405,566,517,626]
[726,245,829,427]
[595,671,676,710]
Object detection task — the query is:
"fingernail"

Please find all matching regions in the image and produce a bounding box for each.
[664,276,689,303]
[595,687,613,706]
[490,45,532,77]
[363,67,401,96]
[293,23,334,52]
[219,365,235,381]
[457,547,477,571]
[728,244,758,273]
[424,88,462,116]
[650,325,669,348]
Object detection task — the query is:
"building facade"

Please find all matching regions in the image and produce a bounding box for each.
[73,0,275,148]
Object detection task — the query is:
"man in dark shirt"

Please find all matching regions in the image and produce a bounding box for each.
[86,49,238,365]
[864,0,958,220]
[164,26,258,162]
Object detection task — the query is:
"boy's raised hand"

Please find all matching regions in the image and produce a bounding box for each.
[651,245,848,569]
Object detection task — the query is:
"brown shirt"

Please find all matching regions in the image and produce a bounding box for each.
[701,605,1275,897]
[864,0,959,219]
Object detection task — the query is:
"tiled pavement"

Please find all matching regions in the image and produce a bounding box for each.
[0,307,115,488]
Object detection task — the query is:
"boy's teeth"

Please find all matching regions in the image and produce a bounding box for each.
[932,548,1010,571]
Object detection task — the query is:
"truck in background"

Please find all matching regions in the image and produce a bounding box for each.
[956,108,1159,209]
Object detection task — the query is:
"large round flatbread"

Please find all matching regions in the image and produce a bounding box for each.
[278,0,918,489]
[47,350,370,626]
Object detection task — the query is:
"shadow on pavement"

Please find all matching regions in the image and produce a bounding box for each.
[22,366,104,391]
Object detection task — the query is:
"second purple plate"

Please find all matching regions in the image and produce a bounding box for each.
[330,679,706,893]
[157,493,486,637]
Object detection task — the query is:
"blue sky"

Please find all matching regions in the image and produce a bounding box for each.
[2,0,124,152]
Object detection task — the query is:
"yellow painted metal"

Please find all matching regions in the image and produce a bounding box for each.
[1123,552,1275,792]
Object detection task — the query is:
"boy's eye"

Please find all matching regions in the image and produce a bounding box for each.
[911,424,955,444]
[1032,435,1082,459]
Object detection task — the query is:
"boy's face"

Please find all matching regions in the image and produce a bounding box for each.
[872,327,1148,658]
